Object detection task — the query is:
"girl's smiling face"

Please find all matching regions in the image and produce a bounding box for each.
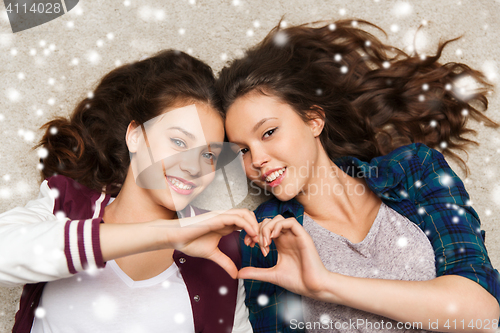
[225,91,324,201]
[128,103,225,212]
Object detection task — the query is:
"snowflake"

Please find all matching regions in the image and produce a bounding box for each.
[0,188,11,199]
[453,75,478,99]
[340,66,348,74]
[6,88,21,102]
[0,33,13,48]
[390,24,399,33]
[253,20,260,28]
[55,211,66,220]
[93,295,117,320]
[219,286,228,295]
[397,236,408,247]
[86,50,101,65]
[246,29,254,37]
[162,280,171,288]
[18,129,35,142]
[320,314,331,325]
[49,188,60,199]
[339,8,346,16]
[440,173,453,186]
[491,185,500,206]
[481,60,498,82]
[67,21,74,28]
[174,313,185,324]
[328,23,336,31]
[273,31,288,47]
[257,294,269,306]
[392,2,413,17]
[34,307,46,318]
[37,148,49,158]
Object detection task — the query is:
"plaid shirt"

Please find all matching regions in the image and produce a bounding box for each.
[240,143,500,333]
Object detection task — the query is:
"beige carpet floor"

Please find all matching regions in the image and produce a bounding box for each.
[1,0,499,331]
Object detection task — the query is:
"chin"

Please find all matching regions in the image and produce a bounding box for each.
[270,186,299,202]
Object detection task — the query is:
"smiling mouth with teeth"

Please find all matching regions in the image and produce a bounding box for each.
[166,176,194,191]
[265,167,286,183]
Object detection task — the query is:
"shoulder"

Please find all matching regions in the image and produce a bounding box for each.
[45,175,107,219]
[370,143,443,173]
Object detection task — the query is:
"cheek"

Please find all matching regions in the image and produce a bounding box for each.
[242,157,261,180]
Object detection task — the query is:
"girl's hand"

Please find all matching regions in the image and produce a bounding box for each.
[238,215,330,299]
[153,209,259,279]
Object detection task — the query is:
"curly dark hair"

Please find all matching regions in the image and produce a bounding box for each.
[216,19,498,175]
[36,50,221,194]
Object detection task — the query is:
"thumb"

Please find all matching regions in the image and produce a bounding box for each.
[237,266,275,283]
[207,249,238,279]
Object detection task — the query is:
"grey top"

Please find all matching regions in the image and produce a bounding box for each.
[301,202,435,333]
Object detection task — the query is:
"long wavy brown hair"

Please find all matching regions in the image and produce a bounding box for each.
[36,50,221,195]
[216,19,498,174]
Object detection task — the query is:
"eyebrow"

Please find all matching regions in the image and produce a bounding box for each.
[252,117,278,133]
[168,126,196,140]
[208,143,223,149]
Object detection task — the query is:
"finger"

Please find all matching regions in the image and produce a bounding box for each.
[259,218,274,256]
[222,209,259,235]
[206,249,238,279]
[260,215,286,254]
[211,214,259,239]
[237,266,275,284]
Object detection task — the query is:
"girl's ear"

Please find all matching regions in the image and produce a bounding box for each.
[126,121,141,153]
[307,106,325,137]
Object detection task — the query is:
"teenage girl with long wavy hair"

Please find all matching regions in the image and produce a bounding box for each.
[0,50,258,332]
[217,19,500,332]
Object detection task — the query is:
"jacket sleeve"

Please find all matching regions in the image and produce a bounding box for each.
[410,144,500,307]
[0,180,105,287]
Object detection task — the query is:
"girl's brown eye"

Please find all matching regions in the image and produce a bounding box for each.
[240,148,249,155]
[263,128,277,138]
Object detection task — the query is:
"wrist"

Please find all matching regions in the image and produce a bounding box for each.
[146,219,179,250]
[310,271,342,303]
